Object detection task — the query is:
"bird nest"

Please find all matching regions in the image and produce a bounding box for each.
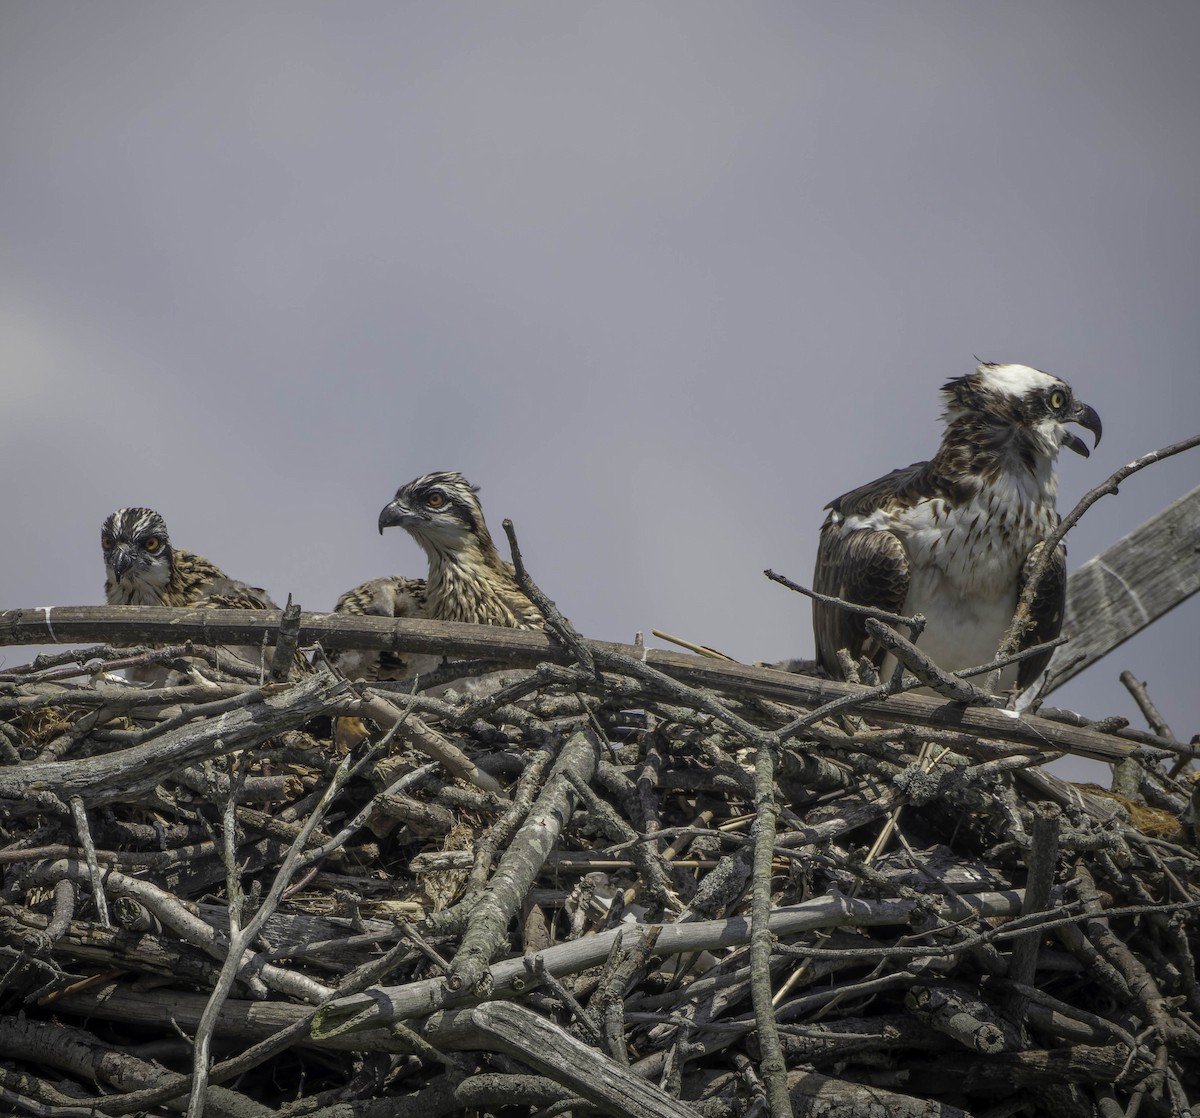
[0,609,1198,1118]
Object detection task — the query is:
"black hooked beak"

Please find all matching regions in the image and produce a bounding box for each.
[1061,401,1103,458]
[378,497,419,535]
[110,546,135,581]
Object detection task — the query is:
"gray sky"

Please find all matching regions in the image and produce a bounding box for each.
[3,2,1197,779]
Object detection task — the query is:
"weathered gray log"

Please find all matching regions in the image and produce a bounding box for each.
[448,729,600,994]
[1047,484,1200,690]
[788,1068,971,1118]
[905,984,1021,1054]
[0,608,1144,762]
[422,1000,698,1118]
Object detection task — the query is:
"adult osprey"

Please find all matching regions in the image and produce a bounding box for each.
[813,363,1101,692]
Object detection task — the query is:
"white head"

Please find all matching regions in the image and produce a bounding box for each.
[941,362,1103,460]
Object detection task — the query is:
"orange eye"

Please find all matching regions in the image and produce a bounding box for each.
[426,492,446,508]
[144,537,161,553]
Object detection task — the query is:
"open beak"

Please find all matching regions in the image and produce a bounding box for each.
[378,497,419,534]
[1061,401,1103,458]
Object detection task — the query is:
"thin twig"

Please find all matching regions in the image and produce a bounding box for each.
[502,517,597,679]
[764,568,923,634]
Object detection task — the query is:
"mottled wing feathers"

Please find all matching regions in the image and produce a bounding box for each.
[335,575,428,619]
[813,520,910,676]
[333,575,433,681]
[812,464,924,675]
[827,460,932,518]
[167,551,278,610]
[1014,540,1067,689]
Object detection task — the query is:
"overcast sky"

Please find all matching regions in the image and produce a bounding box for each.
[3,3,1197,779]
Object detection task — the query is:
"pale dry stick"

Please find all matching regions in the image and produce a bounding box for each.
[0,672,349,808]
[749,730,794,1118]
[595,644,780,750]
[1119,670,1192,782]
[448,729,602,996]
[1118,671,1177,742]
[8,677,242,716]
[465,745,556,893]
[46,930,427,1116]
[992,432,1200,690]
[772,634,1066,743]
[315,890,1029,1036]
[563,768,681,915]
[189,757,249,1116]
[342,690,502,795]
[1007,802,1063,1034]
[1,642,195,683]
[25,862,292,999]
[120,684,284,746]
[68,796,110,930]
[650,629,738,660]
[422,1000,699,1118]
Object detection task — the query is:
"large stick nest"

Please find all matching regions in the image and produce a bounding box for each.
[0,611,1197,1118]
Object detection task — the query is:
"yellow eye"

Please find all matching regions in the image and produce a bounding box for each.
[1049,390,1066,410]
[426,492,446,509]
[143,537,161,553]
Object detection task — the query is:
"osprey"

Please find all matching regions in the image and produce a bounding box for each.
[332,471,544,686]
[375,471,543,631]
[812,363,1102,692]
[101,507,280,682]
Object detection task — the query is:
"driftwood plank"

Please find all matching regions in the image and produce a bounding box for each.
[1048,484,1200,690]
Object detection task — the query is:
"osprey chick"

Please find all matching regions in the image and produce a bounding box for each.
[331,574,431,682]
[377,471,544,630]
[102,507,278,681]
[813,363,1101,691]
[333,472,543,686]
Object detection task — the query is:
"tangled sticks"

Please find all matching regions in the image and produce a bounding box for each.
[0,604,1196,1117]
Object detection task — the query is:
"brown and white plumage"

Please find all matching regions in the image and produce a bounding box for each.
[333,472,543,686]
[377,471,544,631]
[102,507,278,681]
[331,574,432,682]
[813,363,1102,692]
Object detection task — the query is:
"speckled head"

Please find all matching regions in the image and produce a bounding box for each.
[102,507,174,596]
[377,471,490,552]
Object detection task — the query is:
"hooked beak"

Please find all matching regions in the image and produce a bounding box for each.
[110,546,135,582]
[378,497,420,535]
[1061,401,1103,458]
